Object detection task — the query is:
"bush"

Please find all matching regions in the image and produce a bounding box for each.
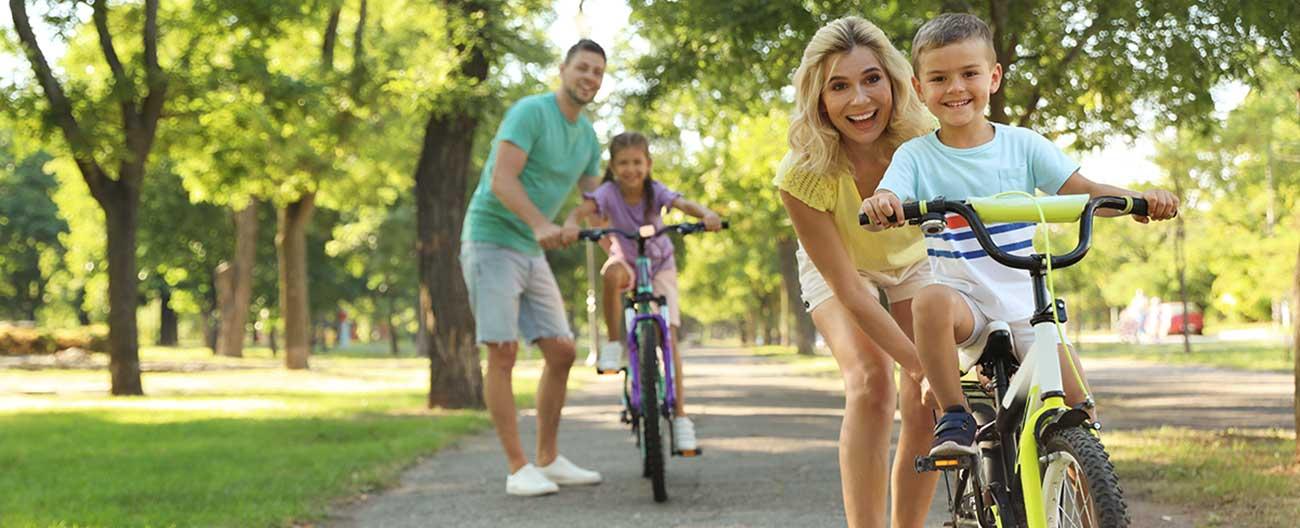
[0,324,108,356]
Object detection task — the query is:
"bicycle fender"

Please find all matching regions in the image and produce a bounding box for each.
[1035,407,1090,444]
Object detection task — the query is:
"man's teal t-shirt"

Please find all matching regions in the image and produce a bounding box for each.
[878,123,1077,202]
[461,93,602,256]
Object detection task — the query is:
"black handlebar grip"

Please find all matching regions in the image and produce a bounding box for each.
[858,212,899,225]
[720,220,730,229]
[1128,197,1149,217]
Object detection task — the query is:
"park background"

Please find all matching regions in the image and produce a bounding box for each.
[1,0,1298,526]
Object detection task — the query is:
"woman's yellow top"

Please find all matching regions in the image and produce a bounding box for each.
[774,152,927,274]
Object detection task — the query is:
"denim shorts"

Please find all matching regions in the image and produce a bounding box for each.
[459,241,573,344]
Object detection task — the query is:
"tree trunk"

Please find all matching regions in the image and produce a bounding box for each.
[200,307,218,354]
[1173,174,1192,354]
[216,202,258,357]
[277,193,315,370]
[987,0,1012,124]
[104,187,144,395]
[1293,232,1299,462]
[269,325,278,357]
[415,293,428,357]
[75,286,91,326]
[9,0,164,396]
[158,284,178,346]
[778,238,815,355]
[417,108,484,409]
[417,0,492,410]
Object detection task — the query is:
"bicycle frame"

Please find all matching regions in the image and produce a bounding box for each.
[625,250,676,417]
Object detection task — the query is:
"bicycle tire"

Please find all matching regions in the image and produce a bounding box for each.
[637,318,668,502]
[1040,426,1129,528]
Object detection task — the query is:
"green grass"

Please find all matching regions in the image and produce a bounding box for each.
[1080,340,1294,373]
[1107,427,1300,527]
[0,348,575,527]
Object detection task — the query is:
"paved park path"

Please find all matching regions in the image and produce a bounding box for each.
[327,348,1293,527]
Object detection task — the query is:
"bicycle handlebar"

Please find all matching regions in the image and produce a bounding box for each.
[578,220,730,242]
[857,196,1148,272]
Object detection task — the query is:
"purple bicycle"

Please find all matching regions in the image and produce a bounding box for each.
[578,221,726,502]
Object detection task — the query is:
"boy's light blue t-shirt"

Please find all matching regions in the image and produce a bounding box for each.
[461,93,602,256]
[878,123,1077,202]
[878,123,1080,325]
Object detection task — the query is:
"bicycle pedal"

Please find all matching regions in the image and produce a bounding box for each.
[619,409,631,424]
[673,448,703,457]
[914,453,976,473]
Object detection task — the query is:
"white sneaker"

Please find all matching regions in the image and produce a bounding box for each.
[506,463,558,496]
[672,416,698,451]
[538,455,602,486]
[597,342,623,374]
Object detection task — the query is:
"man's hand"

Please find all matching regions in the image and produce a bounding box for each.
[860,191,905,230]
[534,222,572,250]
[702,211,723,231]
[1135,189,1179,223]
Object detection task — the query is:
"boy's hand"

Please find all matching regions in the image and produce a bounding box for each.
[860,191,906,230]
[702,211,723,231]
[919,377,939,410]
[1135,190,1179,223]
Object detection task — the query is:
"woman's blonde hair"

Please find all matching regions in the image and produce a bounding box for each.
[788,16,933,177]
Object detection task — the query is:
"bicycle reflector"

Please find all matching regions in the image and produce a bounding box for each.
[638,224,656,237]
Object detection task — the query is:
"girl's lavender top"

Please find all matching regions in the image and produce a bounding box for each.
[583,180,682,275]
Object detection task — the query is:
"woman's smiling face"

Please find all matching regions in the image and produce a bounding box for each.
[820,46,894,148]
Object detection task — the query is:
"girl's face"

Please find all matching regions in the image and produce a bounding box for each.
[612,146,651,192]
[819,46,894,148]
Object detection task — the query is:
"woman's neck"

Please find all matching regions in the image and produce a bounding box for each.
[844,143,890,188]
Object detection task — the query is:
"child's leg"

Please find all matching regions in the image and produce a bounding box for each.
[600,261,632,343]
[1059,344,1095,417]
[910,284,978,411]
[670,325,686,416]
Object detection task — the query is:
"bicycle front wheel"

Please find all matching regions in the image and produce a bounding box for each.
[1040,426,1128,528]
[637,318,667,502]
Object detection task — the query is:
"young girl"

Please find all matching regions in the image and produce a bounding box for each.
[563,131,721,451]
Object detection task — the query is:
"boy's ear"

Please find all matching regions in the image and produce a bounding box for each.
[989,62,1003,94]
[911,76,924,98]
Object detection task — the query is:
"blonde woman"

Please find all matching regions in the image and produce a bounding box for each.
[775,16,938,528]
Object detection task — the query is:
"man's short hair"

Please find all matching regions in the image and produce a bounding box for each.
[564,39,606,64]
[911,13,996,72]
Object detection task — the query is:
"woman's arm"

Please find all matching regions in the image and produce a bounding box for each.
[671,197,722,230]
[781,190,925,377]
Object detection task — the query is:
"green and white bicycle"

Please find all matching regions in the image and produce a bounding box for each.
[863,194,1149,528]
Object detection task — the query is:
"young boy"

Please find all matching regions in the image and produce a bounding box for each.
[860,13,1179,456]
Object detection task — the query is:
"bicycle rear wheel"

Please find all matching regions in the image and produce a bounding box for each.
[637,318,667,502]
[1040,426,1128,528]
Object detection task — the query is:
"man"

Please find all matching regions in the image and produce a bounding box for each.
[459,39,606,497]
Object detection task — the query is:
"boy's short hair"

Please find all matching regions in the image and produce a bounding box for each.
[564,39,606,64]
[911,13,997,73]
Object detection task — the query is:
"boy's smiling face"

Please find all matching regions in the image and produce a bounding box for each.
[913,39,1002,132]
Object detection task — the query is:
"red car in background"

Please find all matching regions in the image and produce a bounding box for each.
[1161,302,1204,335]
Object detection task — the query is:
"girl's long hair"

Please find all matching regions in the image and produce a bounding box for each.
[603,132,656,221]
[787,16,934,177]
